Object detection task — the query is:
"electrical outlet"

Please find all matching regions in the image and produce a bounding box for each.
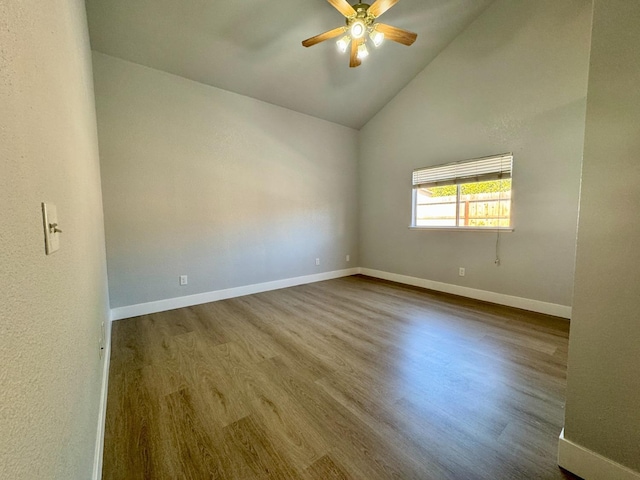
[346,254,350,262]
[315,258,320,266]
[180,275,188,286]
[459,267,466,277]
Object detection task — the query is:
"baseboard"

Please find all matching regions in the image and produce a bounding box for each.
[359,268,572,318]
[558,429,640,480]
[110,268,360,321]
[110,267,571,321]
[92,317,112,480]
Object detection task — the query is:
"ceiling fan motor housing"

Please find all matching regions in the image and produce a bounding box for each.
[346,3,375,27]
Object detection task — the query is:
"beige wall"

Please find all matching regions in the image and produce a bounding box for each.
[358,0,592,307]
[0,1,110,479]
[93,53,359,309]
[564,0,640,473]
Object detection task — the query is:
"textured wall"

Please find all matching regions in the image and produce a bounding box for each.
[564,0,640,473]
[358,0,592,307]
[93,53,359,309]
[0,1,109,479]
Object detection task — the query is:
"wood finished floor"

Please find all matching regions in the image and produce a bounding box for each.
[103,275,580,480]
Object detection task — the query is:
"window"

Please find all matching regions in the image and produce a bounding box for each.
[411,154,513,229]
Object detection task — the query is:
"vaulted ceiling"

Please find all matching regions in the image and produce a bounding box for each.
[85,0,495,129]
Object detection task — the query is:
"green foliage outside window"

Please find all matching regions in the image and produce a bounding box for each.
[428,179,511,197]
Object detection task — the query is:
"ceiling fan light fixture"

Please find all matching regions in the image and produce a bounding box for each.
[301,0,417,68]
[350,20,366,39]
[357,42,369,60]
[336,35,351,53]
[369,29,384,47]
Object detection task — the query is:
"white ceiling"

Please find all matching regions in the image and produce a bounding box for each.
[85,0,495,129]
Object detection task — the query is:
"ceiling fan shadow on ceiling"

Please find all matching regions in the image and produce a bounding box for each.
[302,0,417,68]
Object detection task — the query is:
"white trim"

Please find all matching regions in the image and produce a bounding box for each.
[92,317,112,480]
[359,268,571,318]
[110,267,571,321]
[408,226,514,233]
[558,428,640,480]
[110,268,360,321]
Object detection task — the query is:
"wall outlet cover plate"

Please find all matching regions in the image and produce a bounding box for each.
[42,202,60,255]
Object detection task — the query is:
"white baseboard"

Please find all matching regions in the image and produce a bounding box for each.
[109,267,571,321]
[110,268,360,321]
[92,317,112,480]
[359,268,572,318]
[558,428,640,480]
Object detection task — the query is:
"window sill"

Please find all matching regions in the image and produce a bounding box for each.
[408,226,514,232]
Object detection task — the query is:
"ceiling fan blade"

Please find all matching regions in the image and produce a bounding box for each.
[375,23,417,46]
[350,37,361,68]
[327,0,357,17]
[302,26,347,47]
[368,0,400,18]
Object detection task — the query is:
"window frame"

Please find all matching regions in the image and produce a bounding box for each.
[410,153,514,232]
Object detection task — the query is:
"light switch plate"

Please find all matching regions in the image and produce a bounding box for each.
[42,202,60,255]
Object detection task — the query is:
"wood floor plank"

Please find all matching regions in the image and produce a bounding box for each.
[256,355,429,480]
[103,369,158,480]
[304,454,351,480]
[240,367,331,471]
[223,415,303,480]
[171,334,252,428]
[161,388,228,479]
[103,275,579,479]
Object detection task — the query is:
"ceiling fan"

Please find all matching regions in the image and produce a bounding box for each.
[302,0,417,68]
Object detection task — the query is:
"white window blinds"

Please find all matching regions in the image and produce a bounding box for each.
[412,153,513,188]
